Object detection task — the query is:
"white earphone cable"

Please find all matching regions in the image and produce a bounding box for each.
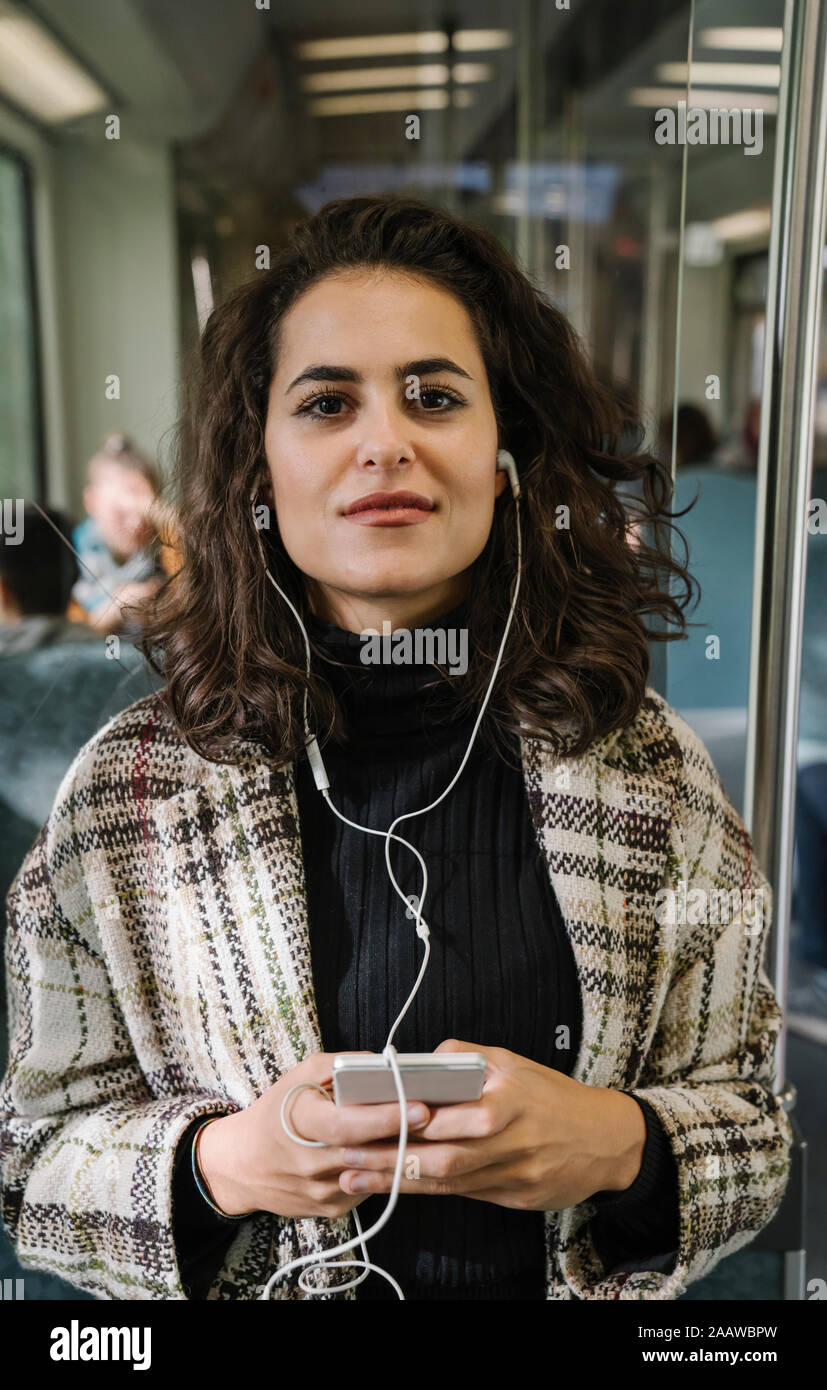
[251,456,522,1300]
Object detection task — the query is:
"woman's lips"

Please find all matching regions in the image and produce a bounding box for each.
[343,491,435,527]
[344,506,434,527]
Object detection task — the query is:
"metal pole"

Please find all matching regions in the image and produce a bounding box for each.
[443,18,458,214]
[744,0,827,1092]
[515,0,542,278]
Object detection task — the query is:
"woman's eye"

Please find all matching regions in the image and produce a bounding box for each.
[418,389,460,411]
[299,392,347,416]
[316,397,342,415]
[297,385,463,417]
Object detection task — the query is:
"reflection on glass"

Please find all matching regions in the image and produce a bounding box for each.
[0,150,39,501]
[788,310,827,1043]
[662,3,785,820]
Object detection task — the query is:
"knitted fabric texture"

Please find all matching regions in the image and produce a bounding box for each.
[0,688,792,1300]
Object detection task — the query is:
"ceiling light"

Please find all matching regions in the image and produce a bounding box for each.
[657,61,780,88]
[712,208,772,240]
[303,64,448,91]
[299,33,448,59]
[0,2,108,123]
[297,30,512,61]
[309,89,477,116]
[452,30,513,51]
[302,63,492,93]
[627,87,779,113]
[698,28,783,52]
[452,63,491,83]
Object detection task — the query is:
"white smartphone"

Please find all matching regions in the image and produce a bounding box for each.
[332,1052,486,1106]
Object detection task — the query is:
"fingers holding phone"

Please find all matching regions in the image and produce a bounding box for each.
[195,1050,431,1221]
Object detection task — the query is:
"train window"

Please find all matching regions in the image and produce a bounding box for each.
[0,148,41,502]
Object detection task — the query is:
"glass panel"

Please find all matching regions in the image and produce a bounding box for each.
[0,149,39,499]
[787,233,827,1285]
[665,0,785,818]
[173,2,695,394]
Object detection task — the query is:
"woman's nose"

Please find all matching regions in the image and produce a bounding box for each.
[353,406,415,469]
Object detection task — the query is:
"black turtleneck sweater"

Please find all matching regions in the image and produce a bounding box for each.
[171,600,680,1299]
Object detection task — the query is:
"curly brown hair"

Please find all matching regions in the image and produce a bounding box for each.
[139,194,696,767]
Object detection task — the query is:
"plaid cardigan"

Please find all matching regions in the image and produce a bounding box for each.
[0,688,792,1300]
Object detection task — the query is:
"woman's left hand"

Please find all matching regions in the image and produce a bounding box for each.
[338,1039,647,1210]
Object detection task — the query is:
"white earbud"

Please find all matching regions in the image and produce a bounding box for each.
[496,448,521,499]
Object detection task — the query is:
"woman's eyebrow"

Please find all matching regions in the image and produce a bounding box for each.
[286,357,473,393]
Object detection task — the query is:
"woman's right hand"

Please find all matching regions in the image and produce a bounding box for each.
[90,579,163,633]
[196,1052,431,1220]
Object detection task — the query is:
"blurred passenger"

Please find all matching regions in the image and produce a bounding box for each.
[72,431,165,633]
[0,502,129,1299]
[657,403,717,470]
[0,505,88,655]
[0,504,163,907]
[148,495,184,579]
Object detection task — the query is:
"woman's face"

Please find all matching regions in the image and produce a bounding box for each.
[262,268,505,631]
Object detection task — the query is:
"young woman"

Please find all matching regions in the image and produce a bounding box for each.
[0,196,791,1301]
